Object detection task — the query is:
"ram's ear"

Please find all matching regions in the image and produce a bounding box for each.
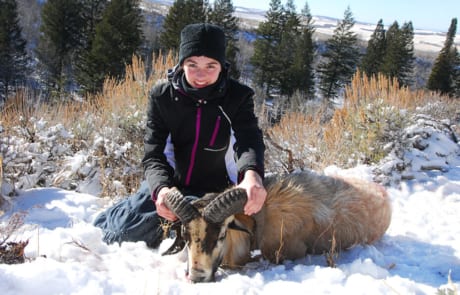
[228,214,255,236]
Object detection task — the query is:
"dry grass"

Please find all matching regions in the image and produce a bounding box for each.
[264,111,324,173]
[2,51,176,131]
[1,51,177,197]
[0,212,26,246]
[325,231,338,268]
[1,53,459,195]
[343,70,430,110]
[0,155,3,205]
[274,218,285,264]
[264,70,460,171]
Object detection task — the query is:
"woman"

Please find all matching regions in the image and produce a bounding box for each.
[95,23,266,247]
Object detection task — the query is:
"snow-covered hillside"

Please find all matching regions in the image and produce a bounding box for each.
[142,0,458,53]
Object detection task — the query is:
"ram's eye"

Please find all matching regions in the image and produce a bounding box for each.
[218,232,227,242]
[183,230,190,241]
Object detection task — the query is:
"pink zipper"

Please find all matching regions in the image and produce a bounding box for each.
[185,107,201,186]
[209,116,221,147]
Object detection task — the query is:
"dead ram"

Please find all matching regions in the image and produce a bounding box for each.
[162,171,392,283]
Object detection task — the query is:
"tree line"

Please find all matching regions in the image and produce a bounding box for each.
[1,0,459,102]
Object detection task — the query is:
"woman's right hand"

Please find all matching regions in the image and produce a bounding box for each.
[156,187,179,221]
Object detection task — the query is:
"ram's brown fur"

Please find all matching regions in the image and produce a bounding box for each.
[256,174,391,261]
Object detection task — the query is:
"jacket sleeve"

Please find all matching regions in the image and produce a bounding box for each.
[231,89,265,182]
[142,85,175,199]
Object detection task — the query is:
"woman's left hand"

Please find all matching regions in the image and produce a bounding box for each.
[237,170,267,215]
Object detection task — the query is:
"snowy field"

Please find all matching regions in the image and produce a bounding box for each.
[1,116,459,294]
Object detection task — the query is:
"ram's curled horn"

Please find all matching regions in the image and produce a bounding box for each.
[203,188,248,223]
[164,188,200,223]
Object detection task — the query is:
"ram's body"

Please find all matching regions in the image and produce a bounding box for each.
[164,171,392,282]
[222,172,391,267]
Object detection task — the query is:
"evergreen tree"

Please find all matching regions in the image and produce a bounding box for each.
[75,0,108,92]
[361,19,386,77]
[455,48,460,97]
[208,0,240,79]
[289,1,315,98]
[379,22,400,80]
[0,0,29,100]
[15,0,41,54]
[251,0,284,97]
[380,21,415,86]
[277,0,301,96]
[398,21,415,86]
[36,0,84,94]
[160,0,208,51]
[76,0,108,54]
[81,0,143,93]
[318,7,360,99]
[427,18,459,96]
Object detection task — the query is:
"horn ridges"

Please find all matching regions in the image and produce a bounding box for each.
[203,188,248,223]
[164,189,200,223]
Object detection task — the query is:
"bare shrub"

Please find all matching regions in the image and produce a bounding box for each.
[0,212,28,264]
[263,70,459,172]
[0,212,26,246]
[0,155,4,207]
[1,52,176,198]
[264,111,324,173]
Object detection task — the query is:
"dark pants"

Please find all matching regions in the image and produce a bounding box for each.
[93,181,164,248]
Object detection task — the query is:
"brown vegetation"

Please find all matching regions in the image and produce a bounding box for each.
[264,70,460,173]
[1,52,459,198]
[0,52,176,197]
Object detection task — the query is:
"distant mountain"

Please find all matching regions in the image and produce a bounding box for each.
[141,0,455,54]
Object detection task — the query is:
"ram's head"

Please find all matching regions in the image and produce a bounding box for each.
[161,188,249,283]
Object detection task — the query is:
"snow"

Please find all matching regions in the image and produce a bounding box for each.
[1,117,460,294]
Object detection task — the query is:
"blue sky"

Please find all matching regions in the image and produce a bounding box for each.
[231,0,459,32]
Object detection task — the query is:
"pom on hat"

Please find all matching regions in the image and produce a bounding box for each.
[179,23,226,66]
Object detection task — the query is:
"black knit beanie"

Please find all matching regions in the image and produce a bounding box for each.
[179,23,226,67]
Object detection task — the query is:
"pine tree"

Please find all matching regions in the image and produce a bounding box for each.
[289,1,315,98]
[251,0,284,97]
[208,0,240,79]
[454,48,460,97]
[36,0,84,94]
[318,7,360,99]
[75,0,108,93]
[380,21,415,87]
[379,22,400,80]
[160,0,208,51]
[427,18,459,96]
[277,0,301,96]
[76,0,108,53]
[0,0,29,100]
[361,19,386,77]
[81,0,143,93]
[398,21,415,86]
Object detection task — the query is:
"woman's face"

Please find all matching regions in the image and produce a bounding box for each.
[183,56,222,88]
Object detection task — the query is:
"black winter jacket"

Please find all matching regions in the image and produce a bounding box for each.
[142,66,265,198]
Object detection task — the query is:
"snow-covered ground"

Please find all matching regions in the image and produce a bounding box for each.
[0,115,459,294]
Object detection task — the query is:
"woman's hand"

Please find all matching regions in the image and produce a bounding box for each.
[237,170,267,215]
[155,187,179,221]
